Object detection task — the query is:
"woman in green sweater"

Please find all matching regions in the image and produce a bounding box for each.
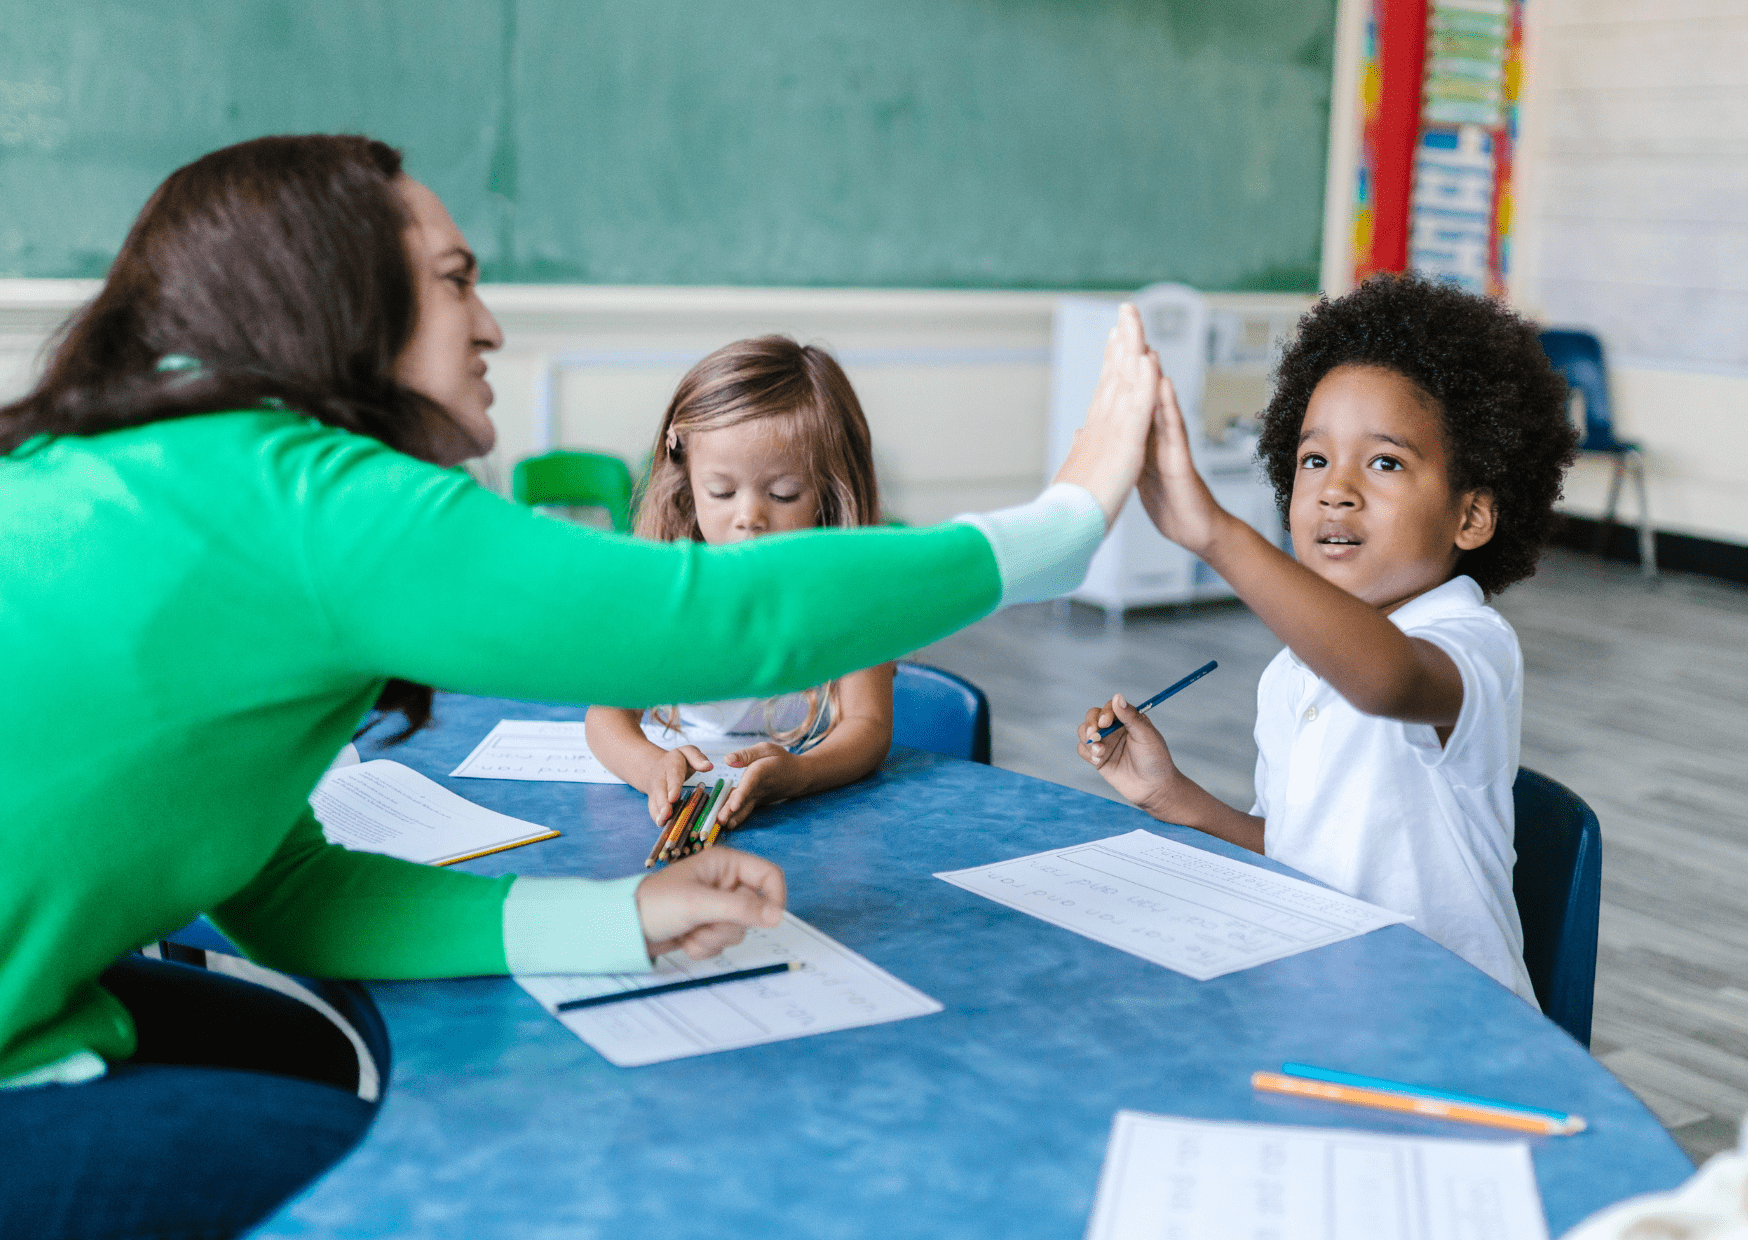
[0,135,1162,1239]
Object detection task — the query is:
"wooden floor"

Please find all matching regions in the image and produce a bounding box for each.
[914,548,1748,1163]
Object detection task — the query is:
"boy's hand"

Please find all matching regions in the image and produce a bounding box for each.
[1078,694,1182,818]
[648,745,714,826]
[1054,303,1165,528]
[1138,375,1229,556]
[714,742,799,830]
[635,846,786,959]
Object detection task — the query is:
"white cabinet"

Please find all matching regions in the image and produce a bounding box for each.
[1047,285,1286,614]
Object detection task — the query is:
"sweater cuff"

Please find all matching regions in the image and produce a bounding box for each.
[502,875,653,975]
[952,483,1105,607]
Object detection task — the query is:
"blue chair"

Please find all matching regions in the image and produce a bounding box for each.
[1512,768,1602,1047]
[1539,329,1656,578]
[892,662,991,765]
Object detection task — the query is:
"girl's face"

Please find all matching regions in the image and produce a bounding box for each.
[683,419,820,544]
[1288,364,1495,612]
[393,177,504,465]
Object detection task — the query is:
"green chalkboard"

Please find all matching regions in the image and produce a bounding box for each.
[0,0,1336,290]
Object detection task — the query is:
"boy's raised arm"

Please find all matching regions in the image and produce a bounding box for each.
[1137,379,1468,728]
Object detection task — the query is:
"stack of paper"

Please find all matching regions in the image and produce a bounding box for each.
[519,913,941,1066]
[312,759,558,865]
[936,829,1408,980]
[1087,1111,1548,1240]
[450,719,744,786]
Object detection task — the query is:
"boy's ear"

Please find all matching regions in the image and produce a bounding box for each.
[1454,488,1497,551]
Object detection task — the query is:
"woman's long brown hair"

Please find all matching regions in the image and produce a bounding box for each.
[636,336,882,745]
[0,134,469,740]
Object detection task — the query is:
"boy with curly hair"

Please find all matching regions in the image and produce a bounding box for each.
[1079,274,1577,1003]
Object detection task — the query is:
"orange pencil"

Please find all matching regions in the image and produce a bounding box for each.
[655,785,707,864]
[1252,1071,1587,1136]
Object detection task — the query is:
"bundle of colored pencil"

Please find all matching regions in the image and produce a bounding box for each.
[643,777,730,867]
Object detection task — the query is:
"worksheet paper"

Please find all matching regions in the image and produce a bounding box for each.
[450,719,743,786]
[1085,1111,1548,1240]
[935,829,1408,981]
[311,759,559,865]
[518,913,941,1067]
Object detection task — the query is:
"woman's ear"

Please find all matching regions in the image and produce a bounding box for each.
[1454,488,1498,551]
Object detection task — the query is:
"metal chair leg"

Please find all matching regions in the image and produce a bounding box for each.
[1627,449,1656,579]
[1595,455,1627,555]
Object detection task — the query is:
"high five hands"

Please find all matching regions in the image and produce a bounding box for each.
[1052,304,1166,528]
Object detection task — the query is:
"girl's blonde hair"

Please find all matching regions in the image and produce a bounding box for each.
[635,335,881,541]
[637,336,882,745]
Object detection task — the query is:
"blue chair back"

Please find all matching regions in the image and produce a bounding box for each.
[1539,329,1623,453]
[892,662,991,765]
[1511,768,1602,1046]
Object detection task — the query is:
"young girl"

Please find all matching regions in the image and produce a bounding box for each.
[586,336,896,834]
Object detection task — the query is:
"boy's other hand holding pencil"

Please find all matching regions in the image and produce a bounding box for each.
[1078,695,1185,819]
[648,744,714,826]
[635,846,786,960]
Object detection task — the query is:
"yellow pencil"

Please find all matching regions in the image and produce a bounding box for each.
[1251,1071,1587,1136]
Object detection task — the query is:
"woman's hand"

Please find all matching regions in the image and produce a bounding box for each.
[1053,303,1164,528]
[635,846,786,959]
[713,742,801,830]
[1137,374,1229,557]
[1077,694,1182,818]
[648,745,714,827]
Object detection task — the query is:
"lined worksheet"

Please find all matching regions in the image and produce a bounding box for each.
[312,760,559,865]
[450,719,744,786]
[518,913,941,1067]
[1086,1111,1548,1240]
[935,829,1407,980]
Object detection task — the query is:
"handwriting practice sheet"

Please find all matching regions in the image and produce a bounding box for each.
[312,760,559,865]
[451,719,744,786]
[935,830,1407,980]
[518,914,941,1067]
[1086,1111,1548,1240]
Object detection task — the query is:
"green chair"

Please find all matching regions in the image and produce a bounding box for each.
[512,451,634,533]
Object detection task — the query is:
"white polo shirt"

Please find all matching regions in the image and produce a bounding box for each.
[1252,575,1537,1005]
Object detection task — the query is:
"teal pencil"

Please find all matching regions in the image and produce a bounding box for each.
[1279,1063,1577,1123]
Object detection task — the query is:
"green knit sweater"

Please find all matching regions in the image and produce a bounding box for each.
[1,410,1067,1081]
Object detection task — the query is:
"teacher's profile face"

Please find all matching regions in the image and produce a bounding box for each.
[393,177,504,464]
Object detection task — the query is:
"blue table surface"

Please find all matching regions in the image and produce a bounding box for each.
[254,694,1691,1239]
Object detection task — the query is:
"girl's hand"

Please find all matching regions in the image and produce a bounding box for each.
[649,745,714,826]
[1078,694,1182,818]
[1137,374,1229,557]
[714,742,800,830]
[635,846,786,959]
[1053,303,1165,528]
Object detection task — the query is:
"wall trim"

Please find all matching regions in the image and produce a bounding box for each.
[1554,516,1748,586]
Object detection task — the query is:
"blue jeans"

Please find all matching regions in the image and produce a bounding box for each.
[0,954,389,1240]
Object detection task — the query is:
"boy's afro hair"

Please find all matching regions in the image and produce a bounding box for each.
[1256,272,1578,597]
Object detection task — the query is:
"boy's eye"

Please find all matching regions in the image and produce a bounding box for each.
[1369,456,1403,472]
[1299,453,1326,470]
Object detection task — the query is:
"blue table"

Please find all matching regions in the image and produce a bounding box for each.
[256,694,1690,1238]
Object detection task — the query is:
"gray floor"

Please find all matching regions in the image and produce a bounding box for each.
[913,548,1748,1164]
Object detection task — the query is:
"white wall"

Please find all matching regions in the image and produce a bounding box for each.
[1514,0,1748,544]
[0,279,1309,526]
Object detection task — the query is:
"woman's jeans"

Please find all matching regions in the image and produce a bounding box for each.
[0,952,389,1240]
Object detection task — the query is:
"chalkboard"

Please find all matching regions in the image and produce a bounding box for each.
[0,0,1336,290]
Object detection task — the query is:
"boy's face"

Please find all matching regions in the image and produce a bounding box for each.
[1288,365,1495,612]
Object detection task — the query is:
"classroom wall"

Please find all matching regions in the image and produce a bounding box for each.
[0,280,1310,525]
[1512,0,1748,546]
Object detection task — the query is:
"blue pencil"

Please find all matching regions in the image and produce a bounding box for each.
[1093,659,1218,740]
[1279,1062,1577,1123]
